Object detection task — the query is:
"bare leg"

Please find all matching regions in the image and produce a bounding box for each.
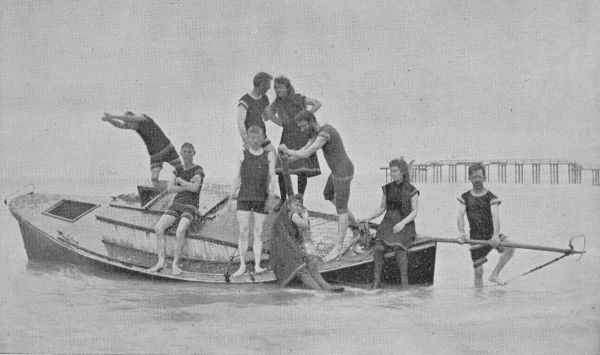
[150,167,162,181]
[322,211,350,262]
[474,265,484,288]
[253,212,267,273]
[372,243,385,289]
[396,249,409,289]
[489,247,515,285]
[148,214,177,272]
[232,211,251,277]
[298,268,324,290]
[306,259,344,292]
[172,217,192,275]
[297,174,308,196]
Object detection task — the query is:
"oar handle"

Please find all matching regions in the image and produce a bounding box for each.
[425,237,586,254]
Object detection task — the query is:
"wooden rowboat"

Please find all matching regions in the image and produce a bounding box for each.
[6,182,438,286]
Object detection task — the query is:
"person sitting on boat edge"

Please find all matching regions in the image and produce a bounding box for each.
[148,142,204,275]
[279,110,359,262]
[269,194,344,292]
[288,194,320,260]
[359,158,419,289]
[229,125,278,277]
[237,72,277,156]
[101,111,183,182]
[457,162,514,287]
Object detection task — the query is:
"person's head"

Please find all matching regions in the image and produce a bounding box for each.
[273,76,295,99]
[294,110,318,137]
[124,111,135,116]
[180,142,196,162]
[246,125,265,149]
[253,72,273,96]
[389,158,410,184]
[287,194,304,212]
[468,162,486,187]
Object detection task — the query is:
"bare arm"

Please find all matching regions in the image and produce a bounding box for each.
[361,193,387,222]
[291,212,310,229]
[104,113,147,123]
[280,135,326,161]
[457,203,467,243]
[167,174,186,193]
[304,97,321,113]
[176,174,203,192]
[237,105,248,143]
[264,105,283,126]
[399,194,419,225]
[267,151,278,195]
[230,154,243,199]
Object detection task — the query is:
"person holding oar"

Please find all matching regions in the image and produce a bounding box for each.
[457,163,514,287]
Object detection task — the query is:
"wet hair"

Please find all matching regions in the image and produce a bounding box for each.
[294,110,317,125]
[273,76,296,96]
[288,194,304,205]
[181,142,195,151]
[389,158,410,183]
[253,72,273,87]
[468,162,486,178]
[124,111,135,115]
[247,125,264,136]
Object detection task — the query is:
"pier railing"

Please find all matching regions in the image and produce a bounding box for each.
[380,159,599,186]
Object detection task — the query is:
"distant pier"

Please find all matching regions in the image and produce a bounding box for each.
[381,159,599,186]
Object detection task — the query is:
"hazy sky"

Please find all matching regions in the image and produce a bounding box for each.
[1,0,598,181]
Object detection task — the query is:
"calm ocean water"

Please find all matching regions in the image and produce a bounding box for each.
[0,177,598,354]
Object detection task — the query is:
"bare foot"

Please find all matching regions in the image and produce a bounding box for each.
[254,265,265,274]
[489,274,507,286]
[172,264,182,276]
[322,246,342,262]
[147,262,165,273]
[232,265,246,277]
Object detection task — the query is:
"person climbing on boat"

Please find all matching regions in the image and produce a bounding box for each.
[359,158,419,289]
[229,125,278,277]
[457,162,515,287]
[237,72,277,156]
[279,110,359,262]
[264,76,321,203]
[101,111,182,182]
[147,142,204,275]
[269,195,344,292]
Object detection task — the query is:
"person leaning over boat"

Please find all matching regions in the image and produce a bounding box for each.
[237,72,277,156]
[101,111,182,182]
[359,158,419,289]
[457,162,514,287]
[229,125,278,277]
[263,76,322,203]
[279,110,359,262]
[147,142,204,275]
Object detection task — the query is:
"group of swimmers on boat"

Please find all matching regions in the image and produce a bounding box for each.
[101,72,514,290]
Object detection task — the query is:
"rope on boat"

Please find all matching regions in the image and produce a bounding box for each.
[504,235,586,285]
[3,184,35,205]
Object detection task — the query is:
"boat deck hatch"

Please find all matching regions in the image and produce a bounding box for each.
[42,199,100,222]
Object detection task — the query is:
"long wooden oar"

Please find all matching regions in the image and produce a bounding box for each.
[423,236,586,255]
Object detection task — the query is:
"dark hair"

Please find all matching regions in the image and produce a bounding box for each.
[247,125,264,136]
[468,162,486,178]
[288,194,304,204]
[253,72,273,87]
[181,142,195,151]
[389,158,410,183]
[124,111,135,115]
[273,76,296,96]
[294,110,317,125]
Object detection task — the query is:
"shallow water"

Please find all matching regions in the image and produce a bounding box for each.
[0,178,598,354]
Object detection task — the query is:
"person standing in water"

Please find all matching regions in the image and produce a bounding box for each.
[359,158,419,289]
[264,76,321,202]
[230,125,277,277]
[101,111,182,181]
[148,142,204,275]
[457,162,515,287]
[279,110,358,262]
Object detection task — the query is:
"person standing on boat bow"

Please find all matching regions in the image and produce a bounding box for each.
[148,142,204,275]
[101,111,182,182]
[230,125,278,277]
[359,158,419,289]
[457,163,514,287]
[279,110,358,262]
[264,76,322,203]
